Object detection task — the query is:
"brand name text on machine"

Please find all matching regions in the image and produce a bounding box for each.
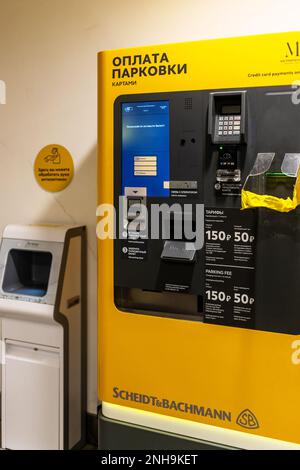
[113,387,232,422]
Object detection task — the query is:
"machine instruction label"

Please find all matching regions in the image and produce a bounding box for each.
[121,238,148,261]
[163,283,190,293]
[218,182,243,196]
[204,208,256,328]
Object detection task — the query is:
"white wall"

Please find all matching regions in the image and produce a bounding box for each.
[0,0,299,415]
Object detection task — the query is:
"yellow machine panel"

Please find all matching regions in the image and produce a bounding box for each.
[98,32,300,447]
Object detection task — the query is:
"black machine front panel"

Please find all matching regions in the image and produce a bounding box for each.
[114,86,300,334]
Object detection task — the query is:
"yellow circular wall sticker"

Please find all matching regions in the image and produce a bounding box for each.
[34,144,74,192]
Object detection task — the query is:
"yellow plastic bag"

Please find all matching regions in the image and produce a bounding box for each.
[241,153,300,213]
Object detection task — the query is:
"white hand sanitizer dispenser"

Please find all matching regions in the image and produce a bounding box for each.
[0,225,86,450]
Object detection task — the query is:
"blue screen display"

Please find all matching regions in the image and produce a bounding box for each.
[122,100,170,197]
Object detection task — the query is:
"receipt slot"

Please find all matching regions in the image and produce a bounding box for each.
[0,225,86,450]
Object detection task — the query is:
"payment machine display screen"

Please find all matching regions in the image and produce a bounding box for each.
[122,101,170,197]
[221,105,241,115]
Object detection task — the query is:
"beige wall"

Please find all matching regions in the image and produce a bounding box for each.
[0,0,299,414]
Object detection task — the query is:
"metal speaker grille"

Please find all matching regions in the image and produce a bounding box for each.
[184,97,193,110]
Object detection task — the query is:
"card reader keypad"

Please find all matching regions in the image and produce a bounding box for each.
[217,115,241,136]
